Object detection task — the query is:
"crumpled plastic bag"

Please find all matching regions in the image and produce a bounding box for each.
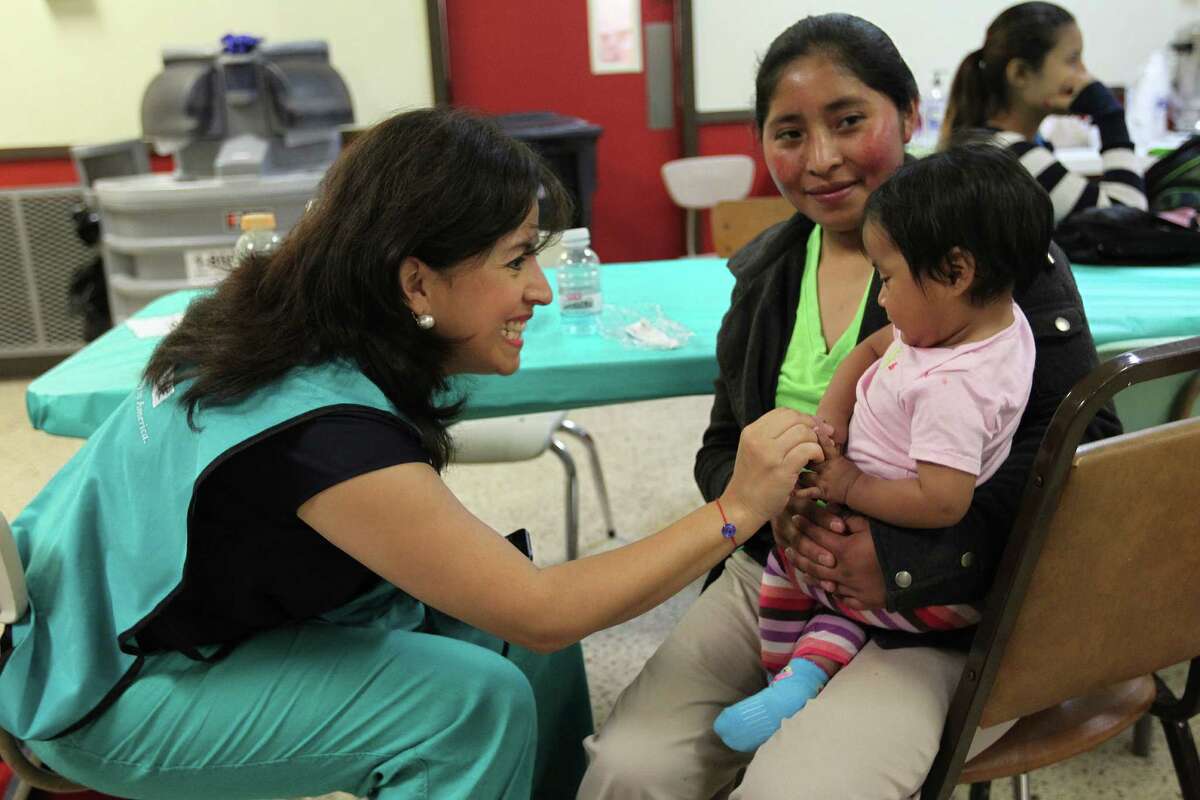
[598,305,694,350]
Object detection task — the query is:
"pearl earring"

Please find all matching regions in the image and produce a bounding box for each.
[416,313,435,330]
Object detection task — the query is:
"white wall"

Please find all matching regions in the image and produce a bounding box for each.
[694,0,1200,114]
[1,0,434,148]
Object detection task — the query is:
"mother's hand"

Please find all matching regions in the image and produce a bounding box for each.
[779,500,888,611]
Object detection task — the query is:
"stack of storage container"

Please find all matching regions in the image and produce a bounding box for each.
[87,38,353,322]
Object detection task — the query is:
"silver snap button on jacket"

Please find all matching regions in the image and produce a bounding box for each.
[894,570,913,588]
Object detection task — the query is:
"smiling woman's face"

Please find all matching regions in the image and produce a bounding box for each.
[418,204,552,377]
[761,54,916,234]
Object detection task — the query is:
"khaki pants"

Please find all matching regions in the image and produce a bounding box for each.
[578,550,1013,800]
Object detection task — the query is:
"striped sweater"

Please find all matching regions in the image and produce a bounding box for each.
[994,81,1147,225]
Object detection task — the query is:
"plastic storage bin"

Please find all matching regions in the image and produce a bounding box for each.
[94,171,320,321]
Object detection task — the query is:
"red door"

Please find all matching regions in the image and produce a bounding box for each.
[444,0,683,263]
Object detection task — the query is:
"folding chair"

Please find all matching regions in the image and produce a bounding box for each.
[661,155,755,256]
[450,412,615,561]
[922,335,1200,800]
[709,196,794,257]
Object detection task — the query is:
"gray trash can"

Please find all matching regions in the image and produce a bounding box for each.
[496,112,602,229]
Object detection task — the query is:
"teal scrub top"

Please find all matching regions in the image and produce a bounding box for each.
[0,360,419,740]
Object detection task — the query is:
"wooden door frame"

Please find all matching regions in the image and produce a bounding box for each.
[426,0,451,104]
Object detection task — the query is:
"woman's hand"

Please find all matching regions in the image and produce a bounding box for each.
[722,408,824,530]
[780,500,888,611]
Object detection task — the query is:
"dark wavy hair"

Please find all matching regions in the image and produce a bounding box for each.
[864,143,1053,305]
[754,13,919,132]
[143,107,572,470]
[941,2,1076,148]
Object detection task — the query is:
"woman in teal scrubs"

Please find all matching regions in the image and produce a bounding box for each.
[0,108,822,800]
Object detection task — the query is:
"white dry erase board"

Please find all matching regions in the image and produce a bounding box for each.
[690,0,1198,118]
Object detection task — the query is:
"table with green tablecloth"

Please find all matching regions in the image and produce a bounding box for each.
[27,259,736,437]
[25,258,1200,438]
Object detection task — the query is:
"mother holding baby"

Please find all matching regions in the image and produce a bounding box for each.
[580,11,1120,799]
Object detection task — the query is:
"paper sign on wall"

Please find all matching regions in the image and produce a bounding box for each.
[588,0,642,75]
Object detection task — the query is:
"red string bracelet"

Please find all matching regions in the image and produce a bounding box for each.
[714,499,737,543]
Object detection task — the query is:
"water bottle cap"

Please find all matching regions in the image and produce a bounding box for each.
[240,212,277,231]
[561,227,591,247]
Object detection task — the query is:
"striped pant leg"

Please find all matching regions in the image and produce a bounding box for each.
[790,613,869,672]
[758,548,817,674]
[788,565,982,635]
[830,598,983,634]
[783,576,978,676]
[787,566,984,633]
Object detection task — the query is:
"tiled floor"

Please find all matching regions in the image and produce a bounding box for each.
[1,380,1193,799]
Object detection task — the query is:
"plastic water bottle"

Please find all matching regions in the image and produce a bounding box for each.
[557,227,602,334]
[921,70,947,147]
[234,212,284,265]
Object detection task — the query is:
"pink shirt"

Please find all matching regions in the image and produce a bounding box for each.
[845,304,1036,483]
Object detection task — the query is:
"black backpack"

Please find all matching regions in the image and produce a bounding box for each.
[1146,135,1200,213]
[1054,205,1200,265]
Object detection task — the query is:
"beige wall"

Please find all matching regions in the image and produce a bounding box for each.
[694,0,1200,114]
[1,0,434,148]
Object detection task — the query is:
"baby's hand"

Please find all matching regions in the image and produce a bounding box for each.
[796,429,862,506]
[813,403,850,448]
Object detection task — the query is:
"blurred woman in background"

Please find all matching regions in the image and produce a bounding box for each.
[942,1,1147,224]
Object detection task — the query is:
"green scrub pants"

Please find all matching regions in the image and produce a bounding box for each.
[26,606,592,799]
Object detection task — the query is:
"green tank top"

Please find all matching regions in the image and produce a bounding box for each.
[774,226,872,413]
[0,360,422,740]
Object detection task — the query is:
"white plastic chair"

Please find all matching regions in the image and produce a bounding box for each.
[660,155,755,256]
[449,413,616,561]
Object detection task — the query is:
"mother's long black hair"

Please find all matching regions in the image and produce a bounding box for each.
[144,107,572,470]
[754,13,919,132]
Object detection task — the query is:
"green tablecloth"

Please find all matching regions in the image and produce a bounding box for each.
[1071,264,1200,345]
[28,258,737,437]
[25,258,1200,439]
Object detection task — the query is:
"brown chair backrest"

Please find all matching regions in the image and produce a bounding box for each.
[982,416,1200,726]
[710,196,794,257]
[924,335,1200,800]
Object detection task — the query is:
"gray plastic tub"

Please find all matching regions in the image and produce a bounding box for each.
[94,171,320,241]
[94,170,322,318]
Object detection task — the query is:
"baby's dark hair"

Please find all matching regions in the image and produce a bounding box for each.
[864,143,1053,305]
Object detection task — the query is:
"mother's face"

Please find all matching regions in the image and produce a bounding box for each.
[760,55,916,234]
